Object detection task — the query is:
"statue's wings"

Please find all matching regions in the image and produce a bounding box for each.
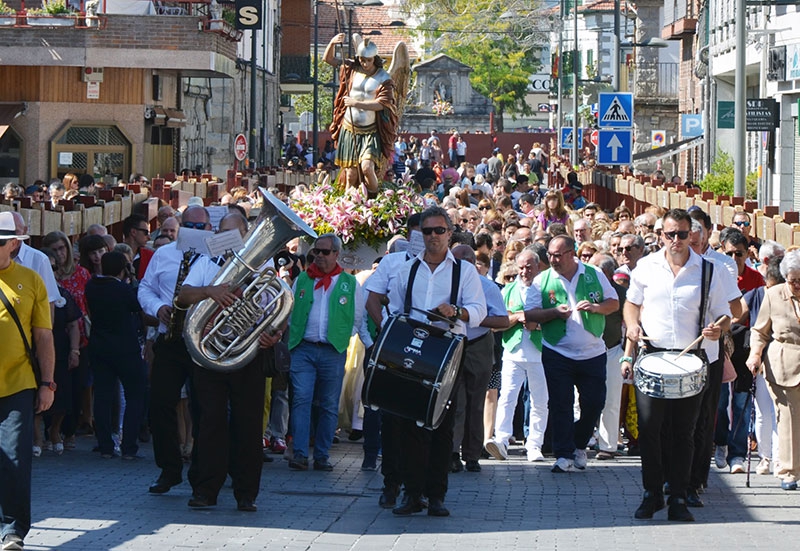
[387,41,410,121]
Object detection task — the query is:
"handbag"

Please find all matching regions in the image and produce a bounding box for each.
[0,284,41,384]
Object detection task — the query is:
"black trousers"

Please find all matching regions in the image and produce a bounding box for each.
[689,354,724,490]
[398,406,455,501]
[191,360,266,502]
[452,332,494,461]
[637,388,703,498]
[149,336,197,482]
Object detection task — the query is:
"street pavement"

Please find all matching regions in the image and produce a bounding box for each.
[26,435,800,550]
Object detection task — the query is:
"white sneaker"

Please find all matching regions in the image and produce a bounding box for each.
[32,445,42,458]
[484,439,508,461]
[714,445,728,469]
[527,448,545,462]
[730,457,746,474]
[574,448,588,470]
[756,457,772,475]
[551,457,575,473]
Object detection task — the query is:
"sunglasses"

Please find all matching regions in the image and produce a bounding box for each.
[133,227,151,234]
[580,253,594,260]
[663,230,690,241]
[616,245,639,253]
[312,248,334,256]
[724,250,744,258]
[547,250,570,260]
[422,226,448,235]
[182,222,206,230]
[504,275,516,282]
[733,220,751,227]
[479,206,492,211]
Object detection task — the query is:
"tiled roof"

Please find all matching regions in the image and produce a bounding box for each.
[316,4,417,59]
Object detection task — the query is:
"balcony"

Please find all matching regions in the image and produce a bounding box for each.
[281,55,312,87]
[662,0,697,39]
[623,62,679,99]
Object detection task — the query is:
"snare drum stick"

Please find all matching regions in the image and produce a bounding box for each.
[675,315,730,359]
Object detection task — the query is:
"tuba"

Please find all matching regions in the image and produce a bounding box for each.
[183,188,316,372]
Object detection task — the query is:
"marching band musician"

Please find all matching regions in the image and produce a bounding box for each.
[138,206,210,496]
[175,211,281,512]
[386,206,487,517]
[622,209,733,522]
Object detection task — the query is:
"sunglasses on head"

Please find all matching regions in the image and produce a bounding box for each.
[663,230,690,241]
[422,226,448,235]
[724,250,744,258]
[312,247,335,256]
[733,220,751,227]
[182,222,206,230]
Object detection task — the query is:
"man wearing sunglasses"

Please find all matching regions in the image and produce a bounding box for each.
[622,209,735,522]
[615,234,645,276]
[122,214,154,279]
[287,233,364,473]
[386,206,486,517]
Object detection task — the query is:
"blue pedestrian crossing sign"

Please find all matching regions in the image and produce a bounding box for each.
[597,130,632,165]
[561,127,583,149]
[598,92,634,128]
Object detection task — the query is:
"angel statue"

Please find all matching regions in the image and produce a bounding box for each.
[324,32,410,195]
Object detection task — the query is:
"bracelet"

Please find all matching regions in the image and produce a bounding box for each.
[70,349,80,355]
[619,356,633,364]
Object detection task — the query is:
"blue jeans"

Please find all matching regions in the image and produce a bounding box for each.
[0,389,35,541]
[289,341,346,462]
[541,347,607,459]
[715,382,752,460]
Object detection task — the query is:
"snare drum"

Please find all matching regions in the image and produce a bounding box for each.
[363,315,465,430]
[634,351,707,399]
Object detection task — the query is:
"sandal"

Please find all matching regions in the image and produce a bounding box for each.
[596,451,618,460]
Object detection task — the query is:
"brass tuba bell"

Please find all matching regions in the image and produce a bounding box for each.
[183,188,316,372]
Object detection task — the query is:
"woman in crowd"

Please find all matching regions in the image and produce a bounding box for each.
[79,234,109,276]
[747,250,800,490]
[536,190,569,231]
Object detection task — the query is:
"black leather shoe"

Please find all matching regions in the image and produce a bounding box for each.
[379,486,398,509]
[188,494,216,508]
[288,457,309,471]
[237,499,257,512]
[313,459,334,471]
[663,481,671,495]
[634,491,665,519]
[686,488,704,508]
[667,497,695,521]
[427,498,450,517]
[149,475,182,494]
[451,453,464,473]
[465,460,481,472]
[392,494,424,516]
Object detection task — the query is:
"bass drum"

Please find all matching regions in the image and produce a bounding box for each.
[363,315,465,430]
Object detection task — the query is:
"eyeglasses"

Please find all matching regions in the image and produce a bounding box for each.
[547,250,570,260]
[461,218,477,223]
[733,220,751,227]
[787,279,800,287]
[643,224,655,230]
[133,227,150,234]
[422,226,448,235]
[724,250,744,258]
[616,245,639,253]
[312,248,335,256]
[182,222,206,230]
[663,230,690,241]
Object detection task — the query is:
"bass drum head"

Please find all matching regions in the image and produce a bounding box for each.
[427,335,465,429]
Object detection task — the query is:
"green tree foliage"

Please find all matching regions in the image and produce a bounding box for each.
[293,60,334,132]
[405,0,544,130]
[699,148,758,199]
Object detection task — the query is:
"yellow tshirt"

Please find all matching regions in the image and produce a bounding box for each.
[0,260,52,398]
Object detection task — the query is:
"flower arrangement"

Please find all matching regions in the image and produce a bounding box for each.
[289,183,423,249]
[0,1,16,15]
[432,97,454,117]
[27,0,74,15]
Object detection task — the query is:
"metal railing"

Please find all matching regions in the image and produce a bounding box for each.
[622,62,679,99]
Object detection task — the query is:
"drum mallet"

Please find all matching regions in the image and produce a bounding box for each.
[674,315,730,359]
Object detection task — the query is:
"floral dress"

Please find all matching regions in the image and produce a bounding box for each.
[58,266,92,347]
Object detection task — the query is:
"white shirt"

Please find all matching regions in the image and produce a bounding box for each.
[526,263,618,360]
[627,248,736,362]
[17,243,60,304]
[388,250,487,337]
[704,246,738,281]
[293,272,365,345]
[466,275,505,341]
[365,251,413,326]
[504,279,542,363]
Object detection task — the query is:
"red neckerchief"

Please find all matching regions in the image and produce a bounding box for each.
[306,263,343,291]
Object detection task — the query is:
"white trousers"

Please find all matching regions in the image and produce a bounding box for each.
[597,344,624,452]
[754,372,778,460]
[495,357,548,453]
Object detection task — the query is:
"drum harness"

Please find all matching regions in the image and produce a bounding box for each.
[403,258,461,330]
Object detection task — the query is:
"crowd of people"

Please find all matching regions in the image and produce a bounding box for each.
[3,138,800,549]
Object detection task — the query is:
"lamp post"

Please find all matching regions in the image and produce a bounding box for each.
[571,0,578,167]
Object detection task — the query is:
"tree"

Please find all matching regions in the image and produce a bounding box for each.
[293,60,334,133]
[699,148,758,200]
[404,0,545,130]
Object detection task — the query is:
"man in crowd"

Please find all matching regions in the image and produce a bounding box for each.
[634,212,657,236]
[122,214,153,278]
[287,233,364,471]
[524,234,618,473]
[573,218,591,247]
[0,211,55,551]
[387,206,486,517]
[622,208,732,522]
[615,234,646,276]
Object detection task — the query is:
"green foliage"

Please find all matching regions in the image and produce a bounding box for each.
[404,0,544,129]
[28,0,73,15]
[293,60,334,133]
[698,148,758,199]
[0,1,16,15]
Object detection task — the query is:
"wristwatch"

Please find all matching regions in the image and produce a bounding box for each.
[39,381,57,391]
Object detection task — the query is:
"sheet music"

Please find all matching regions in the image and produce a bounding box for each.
[176,227,214,255]
[205,229,245,258]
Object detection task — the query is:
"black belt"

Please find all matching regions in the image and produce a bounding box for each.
[467,332,491,345]
[302,339,333,347]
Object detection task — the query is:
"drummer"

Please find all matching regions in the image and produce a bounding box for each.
[622,208,734,522]
[386,205,486,517]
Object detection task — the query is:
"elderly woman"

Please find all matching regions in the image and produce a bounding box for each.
[747,250,800,490]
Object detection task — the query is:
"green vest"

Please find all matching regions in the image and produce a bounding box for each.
[288,271,357,353]
[539,264,605,345]
[501,279,542,352]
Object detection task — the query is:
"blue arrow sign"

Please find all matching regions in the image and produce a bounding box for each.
[598,92,634,128]
[597,129,632,165]
[561,127,583,149]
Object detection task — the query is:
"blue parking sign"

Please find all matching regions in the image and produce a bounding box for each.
[597,130,632,165]
[681,114,703,138]
[561,127,583,149]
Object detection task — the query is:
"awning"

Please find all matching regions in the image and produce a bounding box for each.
[151,107,167,126]
[632,135,705,163]
[165,109,187,128]
[0,103,25,140]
